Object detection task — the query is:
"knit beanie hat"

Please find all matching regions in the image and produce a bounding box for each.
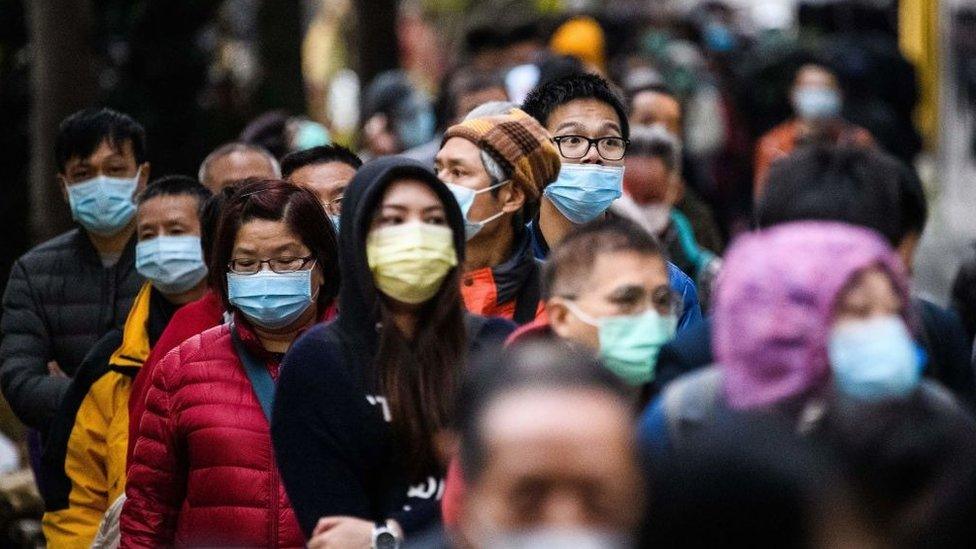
[442,108,561,202]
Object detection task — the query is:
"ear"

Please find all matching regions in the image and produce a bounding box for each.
[499,181,526,214]
[58,174,70,203]
[138,162,151,187]
[546,298,573,339]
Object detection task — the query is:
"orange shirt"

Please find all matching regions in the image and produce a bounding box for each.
[460,267,545,322]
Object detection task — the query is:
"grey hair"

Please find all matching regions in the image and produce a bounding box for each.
[197,142,281,184]
[627,125,682,174]
[463,101,518,121]
[480,150,509,185]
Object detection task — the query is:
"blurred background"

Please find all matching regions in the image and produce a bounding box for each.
[0,0,966,541]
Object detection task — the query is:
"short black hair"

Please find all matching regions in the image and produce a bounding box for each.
[457,340,627,482]
[543,216,665,300]
[137,175,213,215]
[280,144,363,179]
[55,107,147,173]
[522,72,630,139]
[756,145,922,246]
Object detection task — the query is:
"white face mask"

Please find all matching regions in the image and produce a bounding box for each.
[445,180,510,241]
[484,528,633,549]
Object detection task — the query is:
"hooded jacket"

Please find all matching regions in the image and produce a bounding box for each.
[638,222,923,450]
[271,157,515,540]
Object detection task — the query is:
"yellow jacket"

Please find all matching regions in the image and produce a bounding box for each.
[42,283,154,548]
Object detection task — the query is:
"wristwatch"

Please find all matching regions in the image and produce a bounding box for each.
[372,521,402,549]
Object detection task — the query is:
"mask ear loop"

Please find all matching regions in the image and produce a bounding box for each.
[560,299,601,328]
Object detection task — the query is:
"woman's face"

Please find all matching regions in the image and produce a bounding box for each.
[833,267,903,328]
[231,218,325,295]
[370,179,448,230]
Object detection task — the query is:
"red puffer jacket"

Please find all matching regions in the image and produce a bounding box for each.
[120,321,304,548]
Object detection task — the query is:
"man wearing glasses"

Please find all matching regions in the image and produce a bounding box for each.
[281,144,363,232]
[521,73,702,333]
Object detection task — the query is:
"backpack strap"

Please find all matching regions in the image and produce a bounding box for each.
[512,259,543,325]
[230,325,276,423]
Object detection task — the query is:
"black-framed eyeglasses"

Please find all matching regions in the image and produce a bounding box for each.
[552,135,629,161]
[227,255,316,275]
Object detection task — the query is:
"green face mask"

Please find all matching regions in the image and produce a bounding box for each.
[565,301,678,386]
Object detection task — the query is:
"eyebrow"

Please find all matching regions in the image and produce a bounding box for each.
[554,120,623,137]
[608,284,645,299]
[380,204,446,213]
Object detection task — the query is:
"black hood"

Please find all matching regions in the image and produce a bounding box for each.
[336,155,466,343]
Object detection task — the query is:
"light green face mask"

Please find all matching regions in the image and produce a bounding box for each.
[564,301,678,386]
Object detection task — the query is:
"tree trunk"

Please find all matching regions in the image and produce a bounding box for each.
[353,0,399,87]
[25,0,98,243]
[256,0,306,114]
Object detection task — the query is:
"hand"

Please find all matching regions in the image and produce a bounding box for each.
[47,361,67,378]
[308,516,375,549]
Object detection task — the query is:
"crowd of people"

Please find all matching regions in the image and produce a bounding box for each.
[1,5,974,549]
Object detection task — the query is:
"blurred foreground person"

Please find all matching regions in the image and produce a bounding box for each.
[640,222,955,452]
[121,179,340,547]
[1,108,148,490]
[41,177,211,548]
[281,144,363,229]
[522,73,702,332]
[753,63,874,197]
[197,141,280,192]
[272,158,514,547]
[436,109,560,324]
[445,342,642,549]
[641,416,875,548]
[819,397,976,547]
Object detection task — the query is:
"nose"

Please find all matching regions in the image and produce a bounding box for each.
[579,144,604,165]
[541,490,590,528]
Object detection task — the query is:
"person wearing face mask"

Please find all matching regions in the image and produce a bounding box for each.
[39,176,211,548]
[271,157,515,548]
[522,73,703,334]
[120,179,340,548]
[612,125,721,307]
[281,144,363,232]
[1,108,148,497]
[638,222,963,454]
[753,63,875,198]
[444,342,642,549]
[436,109,560,324]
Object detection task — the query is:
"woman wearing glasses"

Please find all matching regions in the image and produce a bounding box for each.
[120,179,340,548]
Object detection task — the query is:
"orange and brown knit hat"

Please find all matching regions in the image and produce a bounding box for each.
[442,108,561,202]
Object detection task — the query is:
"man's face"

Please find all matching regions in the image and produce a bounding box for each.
[436,138,523,244]
[629,91,682,136]
[454,86,509,125]
[288,161,357,215]
[546,98,626,167]
[461,388,642,542]
[549,250,670,350]
[136,194,202,242]
[60,139,149,195]
[204,150,277,192]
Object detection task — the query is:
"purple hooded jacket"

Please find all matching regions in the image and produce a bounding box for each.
[714,221,912,410]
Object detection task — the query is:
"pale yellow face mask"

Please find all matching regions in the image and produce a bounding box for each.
[366,222,458,304]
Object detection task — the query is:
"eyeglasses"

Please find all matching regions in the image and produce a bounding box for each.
[561,287,683,318]
[228,255,316,275]
[552,135,629,161]
[325,195,343,215]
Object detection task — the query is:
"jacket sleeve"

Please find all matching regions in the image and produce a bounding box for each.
[0,259,70,429]
[119,349,185,548]
[42,382,112,547]
[272,334,371,539]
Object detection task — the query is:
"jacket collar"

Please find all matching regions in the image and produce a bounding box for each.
[109,282,154,371]
[72,227,138,271]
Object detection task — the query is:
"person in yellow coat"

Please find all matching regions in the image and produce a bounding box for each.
[39,176,212,548]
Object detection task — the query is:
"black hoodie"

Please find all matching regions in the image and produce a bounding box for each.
[272,156,515,539]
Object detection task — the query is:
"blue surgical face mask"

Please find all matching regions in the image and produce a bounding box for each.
[793,87,842,120]
[329,214,341,234]
[136,235,208,295]
[828,315,923,401]
[227,267,316,330]
[66,168,141,235]
[397,106,436,150]
[543,164,624,224]
[445,180,509,241]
